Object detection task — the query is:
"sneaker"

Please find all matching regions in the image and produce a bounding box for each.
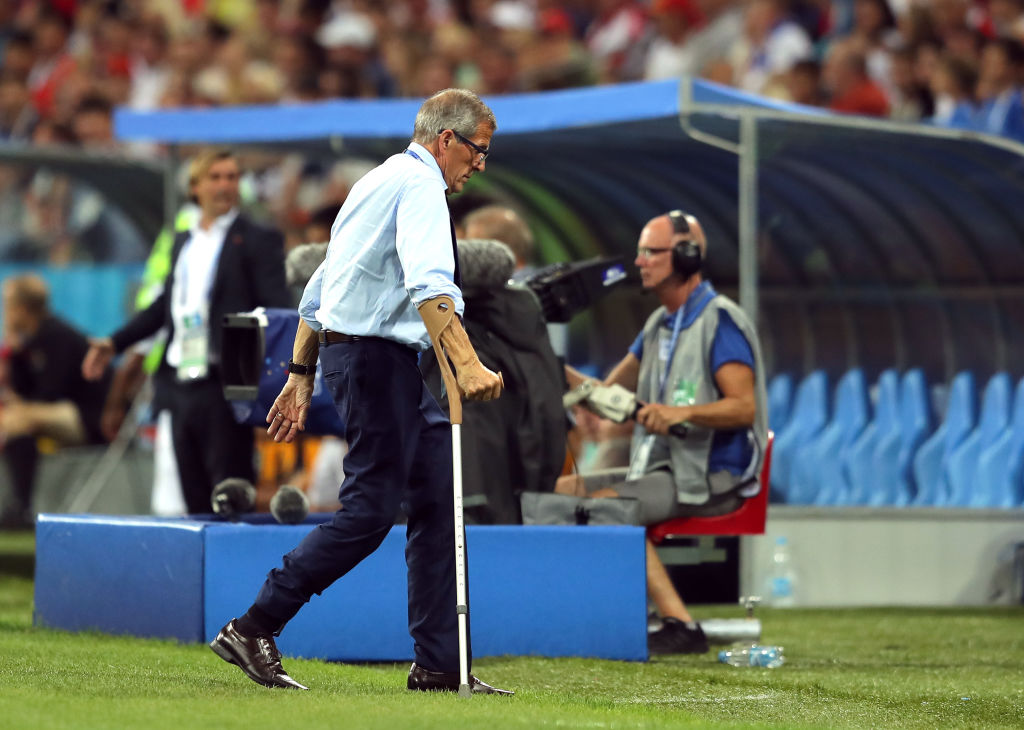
[647,617,709,655]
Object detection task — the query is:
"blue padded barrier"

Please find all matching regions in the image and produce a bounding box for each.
[844,370,898,505]
[872,369,932,506]
[35,515,206,641]
[973,377,1024,508]
[912,371,977,506]
[790,369,869,505]
[767,373,794,434]
[770,371,828,503]
[946,372,1012,507]
[35,516,648,661]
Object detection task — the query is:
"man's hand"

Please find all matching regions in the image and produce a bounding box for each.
[82,338,115,381]
[266,374,314,443]
[636,403,690,436]
[456,360,503,401]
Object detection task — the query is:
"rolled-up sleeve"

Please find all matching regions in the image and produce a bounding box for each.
[298,259,326,331]
[395,176,464,316]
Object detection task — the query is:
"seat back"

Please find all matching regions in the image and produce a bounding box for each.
[771,371,828,502]
[913,371,976,506]
[845,369,898,505]
[792,368,869,505]
[973,378,1024,508]
[768,373,794,434]
[946,372,1011,506]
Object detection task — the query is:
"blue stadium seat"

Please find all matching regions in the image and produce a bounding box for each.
[789,369,869,505]
[945,372,1012,507]
[767,373,794,435]
[844,369,898,505]
[770,370,828,503]
[912,371,977,506]
[872,369,932,506]
[972,377,1024,508]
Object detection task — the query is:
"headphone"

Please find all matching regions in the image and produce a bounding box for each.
[668,210,704,279]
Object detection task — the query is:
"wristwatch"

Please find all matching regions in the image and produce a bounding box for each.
[287,359,316,376]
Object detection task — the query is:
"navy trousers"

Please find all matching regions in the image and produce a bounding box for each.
[253,337,469,672]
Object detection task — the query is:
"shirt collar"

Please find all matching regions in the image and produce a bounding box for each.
[662,281,716,330]
[193,207,239,236]
[406,142,445,184]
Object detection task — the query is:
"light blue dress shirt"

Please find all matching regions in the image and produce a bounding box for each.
[298,142,464,351]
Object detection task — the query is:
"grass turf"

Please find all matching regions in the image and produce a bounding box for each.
[1,529,1022,729]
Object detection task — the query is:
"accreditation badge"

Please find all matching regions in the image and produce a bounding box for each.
[671,378,697,406]
[177,309,210,381]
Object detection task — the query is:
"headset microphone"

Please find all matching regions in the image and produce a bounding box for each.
[667,210,704,279]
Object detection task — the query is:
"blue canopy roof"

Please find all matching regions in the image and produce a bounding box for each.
[115,79,1024,380]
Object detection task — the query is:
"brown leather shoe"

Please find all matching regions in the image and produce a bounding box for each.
[210,619,308,690]
[407,662,513,695]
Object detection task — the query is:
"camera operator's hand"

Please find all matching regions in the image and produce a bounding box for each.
[636,403,690,436]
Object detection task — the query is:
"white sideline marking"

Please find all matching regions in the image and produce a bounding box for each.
[618,692,775,705]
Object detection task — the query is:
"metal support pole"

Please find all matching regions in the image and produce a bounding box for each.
[738,114,759,324]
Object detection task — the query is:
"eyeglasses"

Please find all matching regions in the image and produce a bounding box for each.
[441,129,489,164]
[637,247,673,258]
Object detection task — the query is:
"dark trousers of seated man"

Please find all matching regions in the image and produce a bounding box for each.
[250,337,469,673]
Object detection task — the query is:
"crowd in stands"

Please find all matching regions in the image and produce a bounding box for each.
[2,0,1024,264]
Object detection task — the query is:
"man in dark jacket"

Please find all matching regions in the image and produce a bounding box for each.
[1,274,111,527]
[82,149,290,513]
[420,238,566,523]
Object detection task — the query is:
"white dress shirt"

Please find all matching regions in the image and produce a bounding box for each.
[299,142,463,351]
[166,209,238,367]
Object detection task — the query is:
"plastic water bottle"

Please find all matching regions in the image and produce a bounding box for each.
[765,536,797,607]
[718,644,785,668]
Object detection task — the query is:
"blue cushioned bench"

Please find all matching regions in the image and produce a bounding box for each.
[35,515,647,661]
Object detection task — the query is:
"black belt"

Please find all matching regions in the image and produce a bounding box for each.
[318,330,361,345]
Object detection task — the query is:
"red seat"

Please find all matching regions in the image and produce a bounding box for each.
[647,431,774,542]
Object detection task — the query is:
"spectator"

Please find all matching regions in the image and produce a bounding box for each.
[586,0,651,82]
[974,37,1024,140]
[846,0,901,100]
[128,18,171,111]
[889,44,933,120]
[0,72,37,141]
[825,42,890,116]
[3,32,35,82]
[989,0,1024,40]
[643,0,704,80]
[69,93,113,147]
[729,0,813,97]
[786,58,825,106]
[27,10,77,119]
[0,274,112,528]
[518,7,597,90]
[930,53,978,128]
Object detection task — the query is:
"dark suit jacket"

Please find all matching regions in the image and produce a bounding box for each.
[111,213,290,378]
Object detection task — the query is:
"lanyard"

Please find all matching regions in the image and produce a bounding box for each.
[656,281,714,402]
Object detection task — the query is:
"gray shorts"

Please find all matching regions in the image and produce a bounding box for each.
[576,468,743,526]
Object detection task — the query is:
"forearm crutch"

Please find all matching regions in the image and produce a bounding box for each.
[432,350,472,698]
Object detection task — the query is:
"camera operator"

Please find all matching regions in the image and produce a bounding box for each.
[560,210,768,654]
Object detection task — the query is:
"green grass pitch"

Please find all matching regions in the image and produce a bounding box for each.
[1,530,1022,729]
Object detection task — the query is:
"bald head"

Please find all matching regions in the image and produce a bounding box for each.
[645,211,707,256]
[463,205,535,268]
